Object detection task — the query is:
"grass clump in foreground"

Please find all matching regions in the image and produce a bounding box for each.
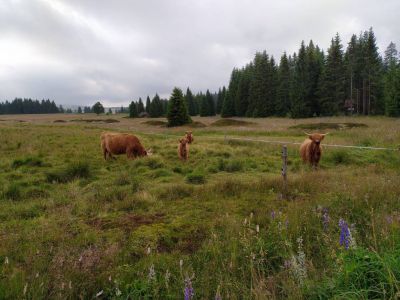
[46,161,91,183]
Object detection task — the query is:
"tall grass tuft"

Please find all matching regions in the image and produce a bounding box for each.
[46,161,91,183]
[12,156,44,168]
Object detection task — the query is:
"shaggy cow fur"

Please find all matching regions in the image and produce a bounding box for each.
[185,131,194,144]
[178,138,189,161]
[101,132,150,160]
[300,133,327,168]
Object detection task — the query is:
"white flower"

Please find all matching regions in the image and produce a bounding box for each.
[256,225,259,233]
[148,264,156,281]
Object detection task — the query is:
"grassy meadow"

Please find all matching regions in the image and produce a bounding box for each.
[0,114,400,299]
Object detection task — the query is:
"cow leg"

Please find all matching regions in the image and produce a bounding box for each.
[127,150,135,160]
[103,148,108,160]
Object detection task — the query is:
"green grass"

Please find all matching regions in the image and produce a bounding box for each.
[0,116,399,299]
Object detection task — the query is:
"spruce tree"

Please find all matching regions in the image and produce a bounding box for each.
[167,87,191,127]
[145,96,151,113]
[248,52,272,117]
[221,69,240,117]
[276,52,291,116]
[199,93,209,116]
[306,41,323,116]
[77,107,82,114]
[384,42,400,116]
[384,42,398,70]
[344,34,358,112]
[206,89,215,116]
[137,98,145,114]
[185,88,197,116]
[235,64,252,116]
[129,101,138,118]
[216,87,226,114]
[149,94,162,117]
[317,34,345,116]
[364,28,384,114]
[291,42,312,118]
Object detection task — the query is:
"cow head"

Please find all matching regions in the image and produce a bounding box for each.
[145,148,153,156]
[185,131,193,143]
[179,138,188,145]
[306,132,328,145]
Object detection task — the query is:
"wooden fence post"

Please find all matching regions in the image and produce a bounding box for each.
[282,145,288,198]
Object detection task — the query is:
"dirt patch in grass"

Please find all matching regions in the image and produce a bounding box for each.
[289,122,368,130]
[53,120,67,123]
[210,118,256,127]
[141,120,167,126]
[70,118,120,123]
[86,213,165,232]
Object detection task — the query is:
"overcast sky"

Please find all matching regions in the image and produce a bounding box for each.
[0,0,399,106]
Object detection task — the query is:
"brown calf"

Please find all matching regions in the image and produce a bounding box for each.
[300,132,327,168]
[178,138,189,161]
[101,132,152,160]
[185,131,194,144]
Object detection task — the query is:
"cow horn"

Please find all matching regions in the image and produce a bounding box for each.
[304,131,312,135]
[322,133,329,136]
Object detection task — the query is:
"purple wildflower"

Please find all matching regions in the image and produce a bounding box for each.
[283,259,292,269]
[339,219,351,249]
[184,277,194,300]
[271,211,276,220]
[386,215,393,224]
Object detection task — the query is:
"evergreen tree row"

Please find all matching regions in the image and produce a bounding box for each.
[221,28,400,118]
[129,94,168,118]
[0,98,60,114]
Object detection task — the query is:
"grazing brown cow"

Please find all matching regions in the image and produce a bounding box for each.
[178,138,189,161]
[101,132,152,160]
[185,131,194,144]
[300,132,327,169]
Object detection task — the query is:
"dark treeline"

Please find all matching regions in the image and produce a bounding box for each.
[129,94,169,118]
[0,98,60,114]
[129,88,223,118]
[221,28,400,118]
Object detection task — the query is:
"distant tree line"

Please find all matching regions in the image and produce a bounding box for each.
[128,94,169,118]
[0,98,60,114]
[220,28,400,118]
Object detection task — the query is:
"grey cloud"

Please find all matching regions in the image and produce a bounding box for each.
[0,0,399,106]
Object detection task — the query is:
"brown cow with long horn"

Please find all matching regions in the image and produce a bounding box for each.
[300,132,328,169]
